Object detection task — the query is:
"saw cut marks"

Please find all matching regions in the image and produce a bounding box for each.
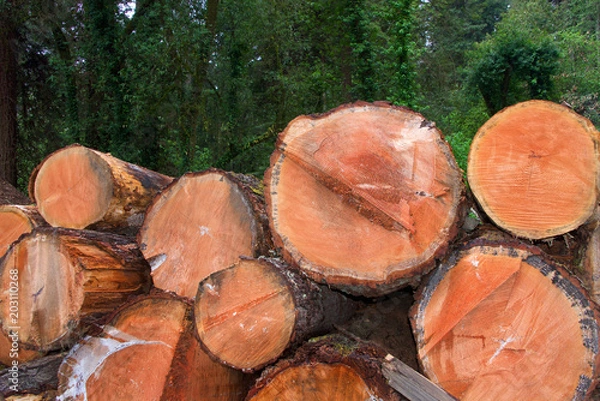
[194,257,355,372]
[138,169,271,299]
[265,101,465,296]
[468,100,599,239]
[411,239,600,401]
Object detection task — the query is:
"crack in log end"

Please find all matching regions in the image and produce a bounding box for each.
[199,289,288,333]
[281,149,416,234]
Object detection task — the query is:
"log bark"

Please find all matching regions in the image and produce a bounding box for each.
[0,205,47,258]
[138,168,272,299]
[56,292,250,401]
[0,179,30,205]
[194,257,357,372]
[581,222,600,306]
[0,352,64,397]
[0,227,152,352]
[245,333,403,401]
[264,101,465,297]
[29,144,173,232]
[467,100,600,239]
[411,237,600,401]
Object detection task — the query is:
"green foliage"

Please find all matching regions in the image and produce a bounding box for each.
[466,29,560,115]
[440,101,489,173]
[8,0,600,191]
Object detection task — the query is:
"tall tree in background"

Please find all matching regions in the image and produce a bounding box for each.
[416,0,509,116]
[4,0,421,187]
[0,0,19,185]
[467,29,559,115]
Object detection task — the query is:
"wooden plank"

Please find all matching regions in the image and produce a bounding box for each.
[382,354,457,401]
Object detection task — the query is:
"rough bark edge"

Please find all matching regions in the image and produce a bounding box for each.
[194,257,357,373]
[264,101,467,297]
[245,333,403,401]
[409,236,600,400]
[0,179,30,205]
[0,352,65,398]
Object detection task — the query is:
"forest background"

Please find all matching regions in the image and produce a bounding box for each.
[1,0,599,191]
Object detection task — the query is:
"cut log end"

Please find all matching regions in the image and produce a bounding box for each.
[248,364,377,401]
[1,233,85,351]
[266,101,465,297]
[32,145,113,229]
[195,258,295,371]
[468,100,599,239]
[57,294,249,401]
[0,228,152,352]
[245,334,402,401]
[411,239,600,401]
[30,144,173,231]
[194,257,356,372]
[138,169,270,299]
[0,205,45,258]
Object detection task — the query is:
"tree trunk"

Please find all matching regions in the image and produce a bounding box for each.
[410,237,600,401]
[0,8,18,186]
[194,257,357,372]
[29,144,173,232]
[137,169,272,299]
[245,333,403,401]
[56,292,250,401]
[0,178,30,205]
[0,227,152,352]
[264,101,465,297]
[467,100,600,239]
[0,205,47,258]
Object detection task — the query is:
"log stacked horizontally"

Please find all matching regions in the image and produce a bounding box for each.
[265,101,466,296]
[1,100,600,400]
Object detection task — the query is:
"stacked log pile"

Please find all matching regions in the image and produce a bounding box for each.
[0,100,599,401]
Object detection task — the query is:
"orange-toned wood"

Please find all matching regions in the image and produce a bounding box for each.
[56,293,249,401]
[0,205,46,258]
[0,325,43,365]
[265,101,465,297]
[411,238,600,401]
[138,169,272,299]
[245,334,402,401]
[0,227,152,352]
[0,179,30,205]
[29,144,173,231]
[194,257,356,372]
[468,100,600,239]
